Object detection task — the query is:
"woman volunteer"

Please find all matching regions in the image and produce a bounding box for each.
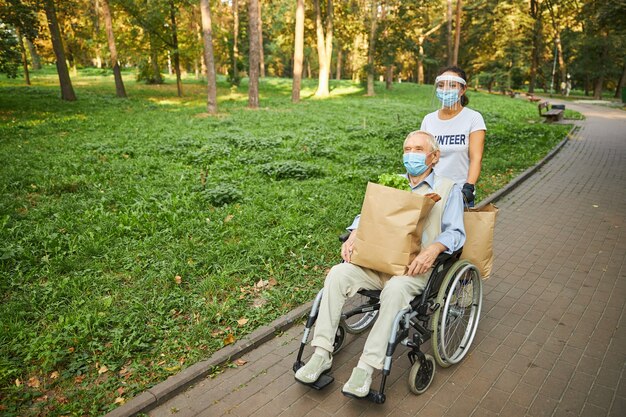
[420,66,486,207]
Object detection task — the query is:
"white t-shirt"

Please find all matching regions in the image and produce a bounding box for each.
[420,107,486,186]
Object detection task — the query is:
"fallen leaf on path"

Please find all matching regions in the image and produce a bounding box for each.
[237,318,248,326]
[116,387,125,396]
[233,358,247,366]
[114,397,125,405]
[50,371,59,380]
[98,365,108,374]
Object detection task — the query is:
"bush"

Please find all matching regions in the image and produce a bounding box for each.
[136,59,163,84]
[203,184,243,207]
[259,161,322,180]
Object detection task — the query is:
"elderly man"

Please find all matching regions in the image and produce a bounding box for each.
[295,130,466,398]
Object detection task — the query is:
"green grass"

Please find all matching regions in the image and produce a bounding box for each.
[0,68,574,415]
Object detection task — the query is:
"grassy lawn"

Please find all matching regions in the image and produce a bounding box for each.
[0,68,574,416]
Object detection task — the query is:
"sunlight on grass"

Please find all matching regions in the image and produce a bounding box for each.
[0,67,577,417]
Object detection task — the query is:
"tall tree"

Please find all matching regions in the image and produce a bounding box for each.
[313,0,333,97]
[417,22,442,84]
[100,0,126,97]
[248,0,260,108]
[453,0,462,66]
[257,0,265,77]
[545,0,566,91]
[43,0,76,100]
[169,0,182,96]
[0,0,39,82]
[15,27,30,84]
[366,0,377,96]
[528,0,543,94]
[291,0,305,103]
[230,0,239,85]
[199,0,217,113]
[25,38,40,70]
[446,0,453,65]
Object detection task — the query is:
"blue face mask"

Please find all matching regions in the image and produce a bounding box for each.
[436,88,461,107]
[403,152,430,176]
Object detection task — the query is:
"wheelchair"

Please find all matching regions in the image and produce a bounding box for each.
[293,248,482,404]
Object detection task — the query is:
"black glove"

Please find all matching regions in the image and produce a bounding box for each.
[462,183,475,206]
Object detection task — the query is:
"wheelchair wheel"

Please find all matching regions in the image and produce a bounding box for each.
[408,354,435,395]
[431,260,482,368]
[333,324,346,354]
[340,293,379,334]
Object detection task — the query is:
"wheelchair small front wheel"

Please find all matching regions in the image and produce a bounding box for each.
[408,354,435,395]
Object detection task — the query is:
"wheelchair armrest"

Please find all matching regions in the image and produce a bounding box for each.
[434,248,463,264]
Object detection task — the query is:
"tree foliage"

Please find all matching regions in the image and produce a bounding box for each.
[3,1,624,100]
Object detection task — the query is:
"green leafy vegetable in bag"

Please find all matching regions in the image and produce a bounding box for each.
[377,173,411,191]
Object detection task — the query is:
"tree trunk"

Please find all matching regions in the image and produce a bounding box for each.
[546,2,566,93]
[26,38,41,70]
[169,0,183,96]
[314,0,333,97]
[149,32,163,84]
[257,0,265,77]
[291,0,305,103]
[101,0,127,98]
[385,65,392,90]
[528,0,542,94]
[200,0,217,113]
[417,36,424,84]
[446,0,453,66]
[452,0,462,66]
[232,0,239,84]
[366,0,377,96]
[555,35,566,90]
[43,0,76,101]
[614,63,626,99]
[248,0,260,108]
[335,44,342,80]
[593,34,609,100]
[15,28,30,85]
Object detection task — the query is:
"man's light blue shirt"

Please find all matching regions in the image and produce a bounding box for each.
[347,172,466,254]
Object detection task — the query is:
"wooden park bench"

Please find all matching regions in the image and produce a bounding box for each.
[538,101,564,122]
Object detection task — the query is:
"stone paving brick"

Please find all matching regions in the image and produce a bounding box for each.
[137,103,626,417]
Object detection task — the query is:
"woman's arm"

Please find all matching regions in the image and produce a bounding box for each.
[467,129,485,184]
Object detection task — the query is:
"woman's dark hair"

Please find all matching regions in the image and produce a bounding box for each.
[438,66,469,106]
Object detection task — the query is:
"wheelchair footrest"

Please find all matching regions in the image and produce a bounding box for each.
[341,389,386,404]
[303,373,334,390]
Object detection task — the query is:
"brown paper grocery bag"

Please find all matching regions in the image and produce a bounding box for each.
[351,182,436,276]
[461,204,499,279]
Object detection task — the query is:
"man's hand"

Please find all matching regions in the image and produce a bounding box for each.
[341,230,357,263]
[407,243,447,276]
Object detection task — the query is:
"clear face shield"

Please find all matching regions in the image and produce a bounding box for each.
[432,74,466,111]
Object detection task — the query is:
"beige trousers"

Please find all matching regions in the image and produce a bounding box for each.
[311,262,428,370]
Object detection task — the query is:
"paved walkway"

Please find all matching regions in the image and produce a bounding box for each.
[149,102,626,417]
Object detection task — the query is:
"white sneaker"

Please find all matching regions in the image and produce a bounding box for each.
[295,353,332,384]
[341,367,372,398]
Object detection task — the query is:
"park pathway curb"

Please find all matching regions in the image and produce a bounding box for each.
[105,119,580,417]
